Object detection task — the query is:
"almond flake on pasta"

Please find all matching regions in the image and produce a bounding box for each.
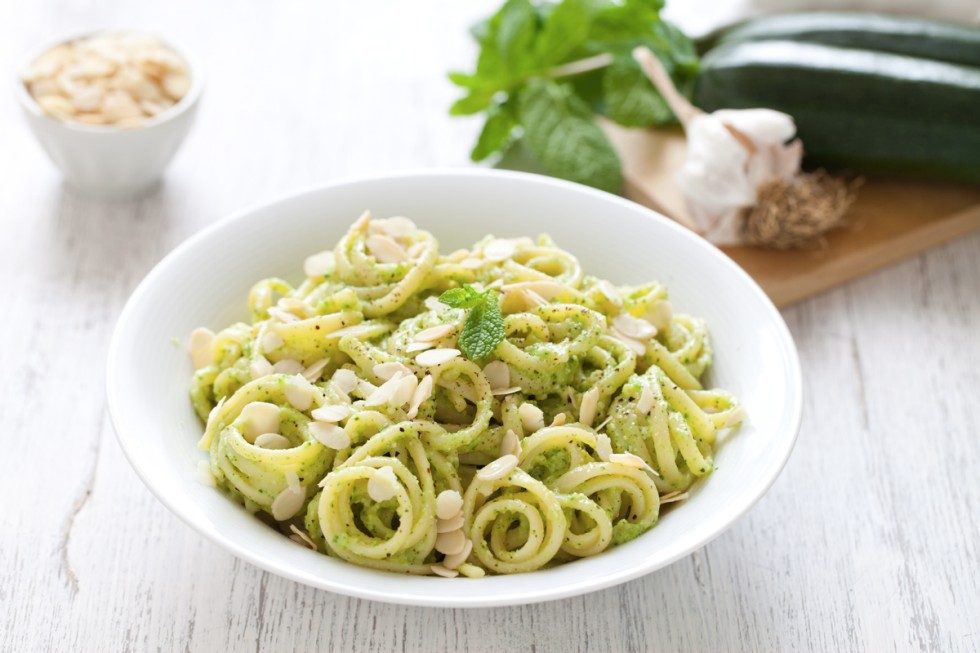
[430,564,459,578]
[406,340,434,353]
[261,329,284,352]
[594,433,613,462]
[518,402,545,433]
[596,280,622,305]
[414,324,453,343]
[436,510,464,533]
[250,355,274,380]
[637,386,655,414]
[435,489,464,520]
[390,373,419,407]
[303,250,334,278]
[271,483,305,521]
[254,433,292,450]
[491,386,521,396]
[284,375,315,411]
[309,421,349,449]
[366,234,408,264]
[424,296,448,311]
[579,387,599,427]
[476,454,518,481]
[331,368,359,394]
[435,528,467,555]
[373,361,413,381]
[407,375,433,419]
[302,358,329,382]
[482,360,510,390]
[500,429,521,458]
[367,466,399,502]
[483,239,516,261]
[443,538,473,570]
[645,300,673,331]
[289,524,318,550]
[609,452,658,475]
[310,404,351,422]
[240,401,280,441]
[364,373,402,407]
[612,313,657,340]
[272,358,304,375]
[609,327,646,356]
[660,491,690,504]
[189,327,214,369]
[415,348,460,367]
[267,306,300,323]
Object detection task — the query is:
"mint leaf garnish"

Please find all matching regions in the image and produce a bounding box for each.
[518,79,622,193]
[438,285,506,361]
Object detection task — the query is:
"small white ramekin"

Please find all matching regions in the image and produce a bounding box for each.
[15,31,204,198]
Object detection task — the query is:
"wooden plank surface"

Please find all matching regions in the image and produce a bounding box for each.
[2,1,979,651]
[604,122,980,306]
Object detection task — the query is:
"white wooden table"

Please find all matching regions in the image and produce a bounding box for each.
[3,1,978,650]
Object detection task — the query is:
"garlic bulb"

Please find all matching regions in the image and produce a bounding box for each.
[632,47,850,248]
[677,109,803,244]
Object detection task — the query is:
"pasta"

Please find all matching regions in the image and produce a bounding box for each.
[188,211,744,577]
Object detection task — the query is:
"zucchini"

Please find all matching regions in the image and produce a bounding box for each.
[694,39,980,182]
[710,12,980,68]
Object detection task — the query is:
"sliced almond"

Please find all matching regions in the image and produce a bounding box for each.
[424,296,448,311]
[430,564,459,578]
[612,313,658,340]
[414,324,453,343]
[500,429,521,458]
[240,402,280,441]
[483,239,516,261]
[660,491,690,504]
[390,373,419,408]
[261,329,284,352]
[332,368,359,394]
[367,466,399,502]
[518,403,545,434]
[491,386,521,397]
[436,513,465,533]
[373,361,413,381]
[366,234,408,264]
[289,524,318,550]
[36,94,75,119]
[271,484,305,520]
[284,375,315,411]
[268,306,300,323]
[594,433,613,462]
[609,327,647,356]
[596,280,622,305]
[579,387,600,427]
[189,327,215,369]
[501,280,567,300]
[369,216,416,238]
[309,421,349,449]
[405,341,434,353]
[551,413,567,427]
[311,404,351,423]
[161,71,190,99]
[637,386,655,415]
[254,433,292,450]
[443,538,473,570]
[646,300,674,331]
[302,358,329,383]
[272,358,304,375]
[407,375,433,419]
[303,250,335,278]
[415,348,460,367]
[476,454,518,482]
[434,528,467,555]
[482,361,510,391]
[435,489,464,520]
[363,372,404,407]
[609,452,657,475]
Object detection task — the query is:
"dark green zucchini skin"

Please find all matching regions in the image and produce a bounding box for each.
[694,40,980,182]
[711,12,980,68]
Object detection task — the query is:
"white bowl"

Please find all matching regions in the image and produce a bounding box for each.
[107,170,802,607]
[15,31,203,198]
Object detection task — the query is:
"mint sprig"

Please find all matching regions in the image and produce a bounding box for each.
[448,0,698,193]
[439,285,506,361]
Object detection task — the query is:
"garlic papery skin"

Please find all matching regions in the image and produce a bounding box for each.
[676,109,802,245]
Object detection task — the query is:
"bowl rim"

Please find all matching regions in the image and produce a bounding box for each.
[106,168,803,607]
[14,28,204,133]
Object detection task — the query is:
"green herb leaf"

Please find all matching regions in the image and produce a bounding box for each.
[533,0,593,67]
[438,285,506,360]
[517,78,622,193]
[602,57,671,127]
[494,0,539,76]
[458,290,505,361]
[471,102,517,161]
[438,285,484,309]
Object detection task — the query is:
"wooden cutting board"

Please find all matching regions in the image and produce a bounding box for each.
[601,120,980,307]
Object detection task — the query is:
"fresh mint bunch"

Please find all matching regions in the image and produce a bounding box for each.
[449,0,698,193]
[438,285,506,361]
